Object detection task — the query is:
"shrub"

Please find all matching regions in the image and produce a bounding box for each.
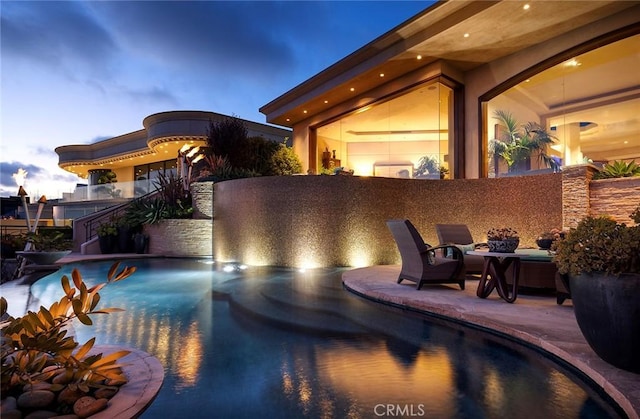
[554,213,640,276]
[269,142,303,175]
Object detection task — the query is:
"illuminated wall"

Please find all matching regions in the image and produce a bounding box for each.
[212,174,562,268]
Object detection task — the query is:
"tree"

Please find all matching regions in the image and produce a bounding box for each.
[489,110,559,174]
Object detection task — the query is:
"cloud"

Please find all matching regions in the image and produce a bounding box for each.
[1,1,118,79]
[0,162,47,191]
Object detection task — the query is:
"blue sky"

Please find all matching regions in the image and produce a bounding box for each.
[1,0,431,199]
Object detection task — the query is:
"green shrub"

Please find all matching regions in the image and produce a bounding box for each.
[554,213,640,276]
[269,142,303,175]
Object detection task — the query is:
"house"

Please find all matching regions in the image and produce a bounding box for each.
[260,1,639,179]
[54,110,291,202]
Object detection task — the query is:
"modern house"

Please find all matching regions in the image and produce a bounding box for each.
[260,1,639,179]
[53,110,291,221]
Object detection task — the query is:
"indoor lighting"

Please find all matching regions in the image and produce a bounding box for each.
[523,4,530,10]
[463,33,469,38]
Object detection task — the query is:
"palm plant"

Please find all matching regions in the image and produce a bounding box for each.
[489,110,559,174]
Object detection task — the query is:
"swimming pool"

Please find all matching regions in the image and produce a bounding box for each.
[29,258,620,418]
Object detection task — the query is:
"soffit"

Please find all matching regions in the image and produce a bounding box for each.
[261,0,636,127]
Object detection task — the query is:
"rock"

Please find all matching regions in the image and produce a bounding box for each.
[73,396,108,418]
[1,396,18,411]
[25,410,58,419]
[24,381,53,392]
[94,388,118,399]
[52,372,71,385]
[1,409,22,419]
[57,387,85,405]
[17,390,56,409]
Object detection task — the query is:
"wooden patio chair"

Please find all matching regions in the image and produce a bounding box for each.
[386,219,466,290]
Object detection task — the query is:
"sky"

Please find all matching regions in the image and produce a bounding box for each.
[0,0,432,200]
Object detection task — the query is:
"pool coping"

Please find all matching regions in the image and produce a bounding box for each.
[342,265,640,419]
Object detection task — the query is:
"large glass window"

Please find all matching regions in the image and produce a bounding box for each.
[487,34,639,177]
[134,159,177,195]
[316,81,455,179]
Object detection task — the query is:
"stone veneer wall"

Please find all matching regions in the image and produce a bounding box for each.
[144,219,212,257]
[213,174,562,268]
[590,177,640,225]
[561,165,598,229]
[190,182,214,219]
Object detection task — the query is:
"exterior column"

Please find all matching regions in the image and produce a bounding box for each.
[561,164,599,229]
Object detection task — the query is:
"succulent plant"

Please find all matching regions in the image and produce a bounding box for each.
[553,208,640,276]
[487,227,519,241]
[1,262,136,407]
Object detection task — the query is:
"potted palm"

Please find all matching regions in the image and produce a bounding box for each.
[489,110,559,174]
[553,206,640,373]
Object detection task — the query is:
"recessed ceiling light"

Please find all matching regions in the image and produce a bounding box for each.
[350,87,355,92]
[324,100,328,104]
[286,118,290,122]
[417,55,422,60]
[523,4,530,10]
[463,33,469,38]
[379,73,384,77]
[303,110,307,114]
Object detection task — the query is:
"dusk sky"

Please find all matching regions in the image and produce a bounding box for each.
[1,1,432,199]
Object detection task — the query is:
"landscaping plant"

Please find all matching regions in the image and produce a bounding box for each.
[1,262,136,416]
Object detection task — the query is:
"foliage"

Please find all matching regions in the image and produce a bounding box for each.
[269,140,303,175]
[632,205,640,224]
[489,110,559,173]
[23,231,73,252]
[122,172,193,225]
[414,155,439,177]
[487,227,519,240]
[592,160,640,180]
[537,228,565,241]
[97,171,117,184]
[553,211,640,276]
[96,220,117,237]
[1,262,136,403]
[206,117,251,169]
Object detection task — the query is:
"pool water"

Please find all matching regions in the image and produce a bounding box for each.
[29,258,621,418]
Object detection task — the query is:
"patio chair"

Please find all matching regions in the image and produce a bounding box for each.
[435,224,487,274]
[386,219,465,290]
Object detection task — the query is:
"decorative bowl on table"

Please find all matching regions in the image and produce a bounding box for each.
[487,239,519,253]
[536,238,554,250]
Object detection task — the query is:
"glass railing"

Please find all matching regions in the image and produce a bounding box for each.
[60,180,152,202]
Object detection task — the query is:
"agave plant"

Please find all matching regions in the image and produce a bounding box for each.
[592,159,640,179]
[489,110,559,174]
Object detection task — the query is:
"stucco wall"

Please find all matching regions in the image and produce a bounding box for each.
[213,174,562,268]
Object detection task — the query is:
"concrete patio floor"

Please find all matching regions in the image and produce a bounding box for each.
[342,265,640,419]
[2,254,638,418]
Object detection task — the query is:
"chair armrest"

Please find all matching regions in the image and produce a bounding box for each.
[473,242,488,249]
[425,244,464,260]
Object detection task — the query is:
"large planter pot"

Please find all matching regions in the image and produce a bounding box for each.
[98,235,116,254]
[570,272,640,373]
[117,226,133,253]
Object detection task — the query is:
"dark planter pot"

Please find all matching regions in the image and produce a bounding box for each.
[536,238,553,250]
[117,226,133,253]
[570,273,640,373]
[487,239,519,253]
[134,233,148,254]
[98,235,116,254]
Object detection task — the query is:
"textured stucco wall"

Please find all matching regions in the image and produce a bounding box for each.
[213,174,563,268]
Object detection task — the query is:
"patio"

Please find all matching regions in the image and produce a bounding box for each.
[343,265,640,419]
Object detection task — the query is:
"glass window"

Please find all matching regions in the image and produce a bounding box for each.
[487,34,639,177]
[316,81,454,179]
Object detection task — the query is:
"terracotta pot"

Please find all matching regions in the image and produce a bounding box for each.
[570,272,640,373]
